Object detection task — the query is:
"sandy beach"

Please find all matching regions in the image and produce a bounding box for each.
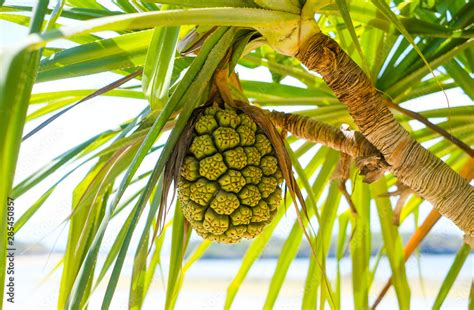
[3,253,472,309]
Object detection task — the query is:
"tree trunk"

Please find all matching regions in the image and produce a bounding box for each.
[295,33,474,237]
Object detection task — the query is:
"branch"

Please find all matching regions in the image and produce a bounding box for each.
[267,110,388,183]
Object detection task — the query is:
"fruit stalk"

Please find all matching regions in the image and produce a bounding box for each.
[265,110,388,183]
[268,110,381,160]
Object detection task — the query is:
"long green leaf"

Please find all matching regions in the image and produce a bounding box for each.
[386,39,473,95]
[165,202,192,309]
[142,5,180,110]
[349,179,371,309]
[432,243,471,309]
[145,0,257,7]
[19,8,298,52]
[13,130,116,197]
[334,0,367,73]
[302,180,342,309]
[0,1,48,307]
[263,146,337,309]
[318,3,470,38]
[371,178,410,309]
[129,177,164,309]
[63,144,139,309]
[443,60,474,100]
[167,240,212,308]
[335,210,350,309]
[37,30,152,82]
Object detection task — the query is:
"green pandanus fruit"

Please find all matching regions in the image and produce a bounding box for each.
[177,105,283,243]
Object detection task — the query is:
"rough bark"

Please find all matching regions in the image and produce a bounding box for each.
[267,110,388,182]
[295,33,474,237]
[268,110,377,158]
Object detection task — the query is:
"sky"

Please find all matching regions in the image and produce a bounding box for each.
[0,2,471,253]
